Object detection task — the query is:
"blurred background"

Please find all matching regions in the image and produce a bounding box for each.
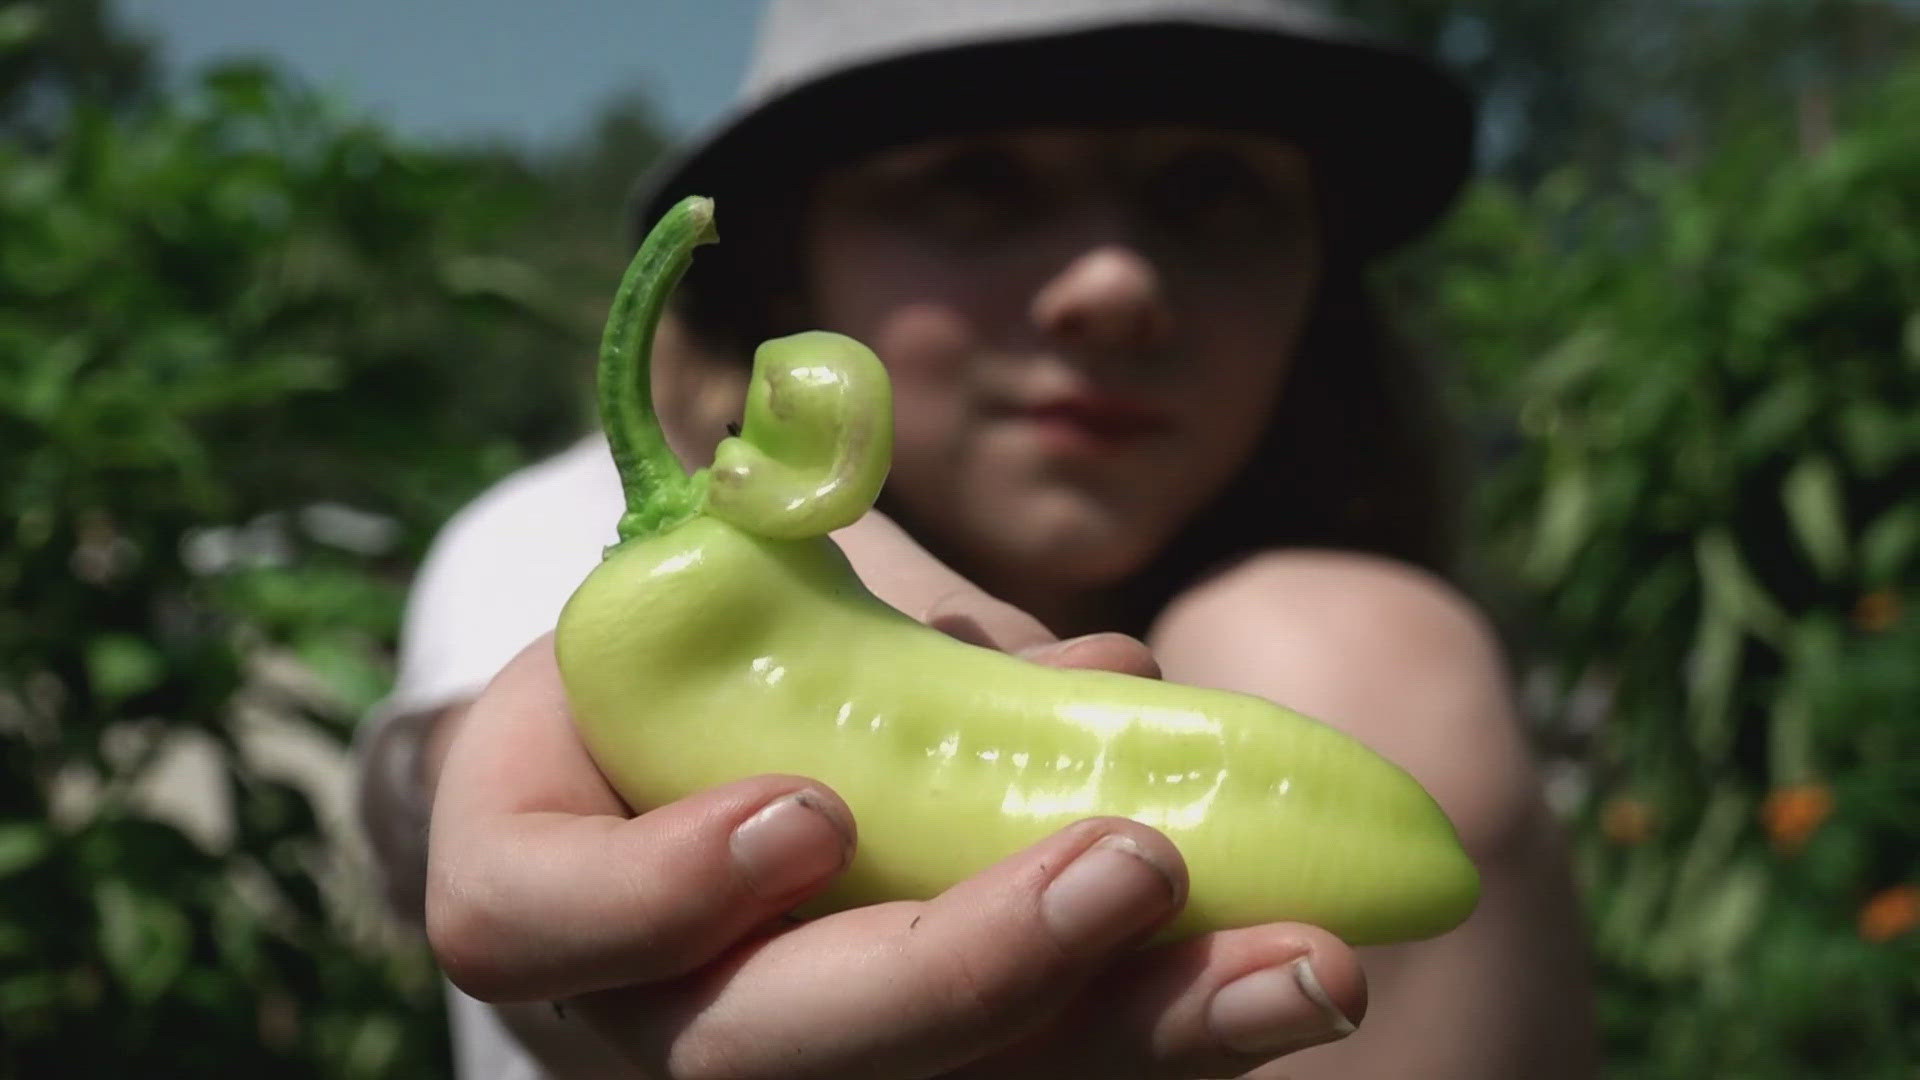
[2,0,1916,1076]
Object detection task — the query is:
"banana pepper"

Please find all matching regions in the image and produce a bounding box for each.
[555,196,1480,946]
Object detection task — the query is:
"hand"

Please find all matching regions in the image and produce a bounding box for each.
[424,512,1364,1078]
[427,635,1361,1080]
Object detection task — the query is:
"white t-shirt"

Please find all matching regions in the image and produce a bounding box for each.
[358,434,622,1080]
[377,434,622,725]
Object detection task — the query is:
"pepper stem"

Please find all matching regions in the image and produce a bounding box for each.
[598,195,717,545]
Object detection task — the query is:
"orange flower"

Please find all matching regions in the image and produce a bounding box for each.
[1601,797,1656,845]
[1858,885,1920,942]
[1761,784,1834,854]
[1852,591,1902,633]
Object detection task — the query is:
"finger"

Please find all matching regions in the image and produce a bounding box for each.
[829,509,1058,653]
[572,817,1190,1080]
[922,584,1056,653]
[1020,631,1163,680]
[962,923,1364,1079]
[426,637,857,1003]
[429,633,622,817]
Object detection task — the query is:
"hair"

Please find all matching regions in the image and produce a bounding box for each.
[658,148,1466,639]
[668,178,810,360]
[1116,254,1465,634]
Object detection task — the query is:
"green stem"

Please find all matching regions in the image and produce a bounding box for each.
[599,195,717,545]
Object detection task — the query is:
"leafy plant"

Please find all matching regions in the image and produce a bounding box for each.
[1430,47,1920,1079]
[9,1,1918,1075]
[0,22,604,1076]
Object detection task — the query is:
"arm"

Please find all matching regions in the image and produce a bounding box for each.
[1149,550,1597,1080]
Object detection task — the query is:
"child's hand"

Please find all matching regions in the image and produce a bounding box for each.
[422,513,1366,1078]
[828,507,1070,653]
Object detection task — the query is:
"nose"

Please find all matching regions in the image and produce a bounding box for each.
[1030,244,1173,357]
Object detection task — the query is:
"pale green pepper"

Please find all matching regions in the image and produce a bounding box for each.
[555,195,1480,946]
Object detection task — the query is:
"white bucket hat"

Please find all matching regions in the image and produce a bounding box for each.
[634,0,1476,258]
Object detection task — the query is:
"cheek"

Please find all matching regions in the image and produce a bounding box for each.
[655,327,751,468]
[1174,303,1305,448]
[806,233,997,441]
[861,301,978,440]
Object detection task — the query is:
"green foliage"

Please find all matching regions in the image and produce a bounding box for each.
[0,0,153,145]
[8,0,1918,1075]
[1336,0,1920,185]
[1430,48,1920,1078]
[0,11,612,1072]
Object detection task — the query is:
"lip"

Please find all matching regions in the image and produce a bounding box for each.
[1009,393,1174,450]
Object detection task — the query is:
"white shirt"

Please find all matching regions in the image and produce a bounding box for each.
[358,434,622,1080]
[379,434,622,725]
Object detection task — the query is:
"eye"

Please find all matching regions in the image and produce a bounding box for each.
[1140,147,1309,246]
[865,144,1053,241]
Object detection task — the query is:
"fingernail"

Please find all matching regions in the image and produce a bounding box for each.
[1040,834,1180,952]
[1015,638,1066,662]
[1208,957,1358,1056]
[730,791,852,900]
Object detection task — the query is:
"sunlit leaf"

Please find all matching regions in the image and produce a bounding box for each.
[94,880,190,1003]
[1525,453,1592,584]
[1767,688,1816,787]
[342,1014,406,1080]
[0,5,48,51]
[1840,402,1907,476]
[1524,326,1612,399]
[1659,791,1750,940]
[1696,530,1789,645]
[1686,608,1742,758]
[1732,377,1816,462]
[1597,842,1672,963]
[1781,455,1848,579]
[0,822,53,877]
[85,634,164,704]
[17,334,91,423]
[1860,504,1919,585]
[1692,860,1768,962]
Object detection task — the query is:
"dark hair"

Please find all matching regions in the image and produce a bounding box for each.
[661,163,1465,638]
[1115,256,1464,635]
[664,180,810,359]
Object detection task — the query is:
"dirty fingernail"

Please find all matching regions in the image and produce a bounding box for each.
[1041,834,1179,952]
[730,791,852,900]
[1208,957,1357,1055]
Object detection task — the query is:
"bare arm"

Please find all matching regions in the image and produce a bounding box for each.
[1149,550,1597,1080]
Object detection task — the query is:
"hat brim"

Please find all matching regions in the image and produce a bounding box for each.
[634,21,1475,260]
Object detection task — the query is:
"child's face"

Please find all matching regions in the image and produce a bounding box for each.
[803,124,1322,591]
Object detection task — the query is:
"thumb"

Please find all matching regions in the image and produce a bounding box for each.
[1018,633,1162,680]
